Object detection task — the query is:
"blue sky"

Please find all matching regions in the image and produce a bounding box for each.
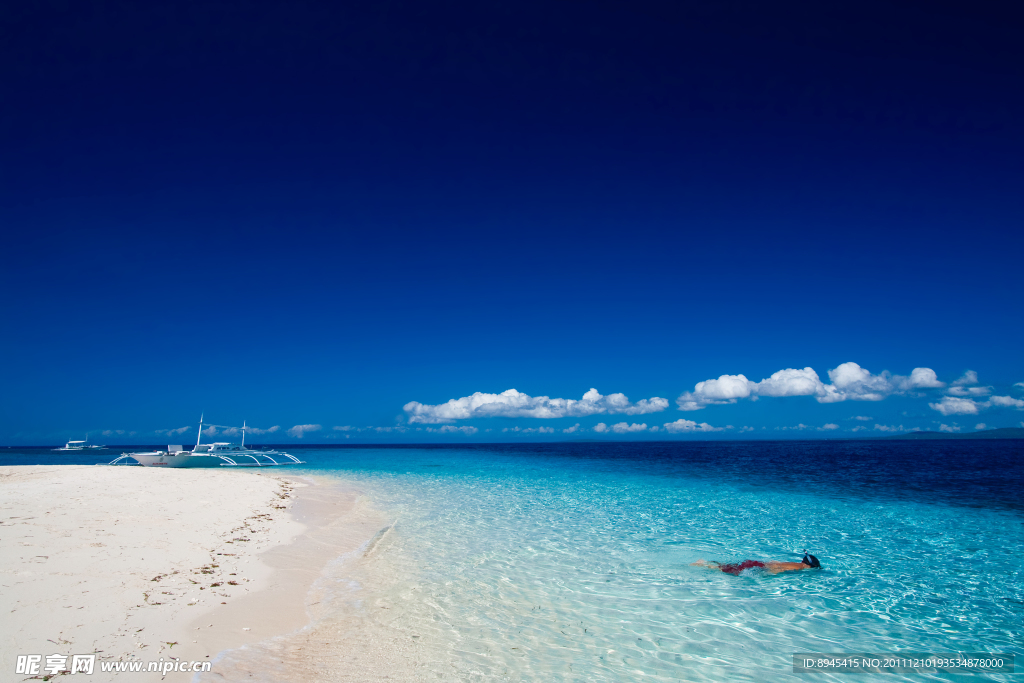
[2,1,1022,444]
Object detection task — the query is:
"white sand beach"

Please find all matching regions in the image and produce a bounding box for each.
[0,466,390,682]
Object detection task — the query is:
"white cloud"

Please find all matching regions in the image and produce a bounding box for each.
[819,363,896,402]
[157,423,270,438]
[987,395,1024,409]
[648,425,660,432]
[200,424,245,437]
[755,367,826,397]
[952,370,979,386]
[404,388,668,423]
[501,426,554,434]
[662,418,723,433]
[101,429,126,436]
[929,397,980,416]
[677,374,756,411]
[895,367,945,390]
[611,422,647,434]
[562,423,581,434]
[930,395,1024,416]
[155,425,191,436]
[947,386,992,397]
[426,425,478,435]
[782,424,812,431]
[335,425,398,434]
[850,425,867,432]
[246,425,280,435]
[593,423,609,433]
[1014,382,1024,391]
[939,423,960,433]
[975,423,987,430]
[677,362,944,410]
[820,423,839,430]
[739,426,754,432]
[945,371,994,397]
[873,424,905,432]
[852,416,872,421]
[287,424,322,438]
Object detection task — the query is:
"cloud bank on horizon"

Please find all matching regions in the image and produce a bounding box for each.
[198,423,281,438]
[403,363,1023,431]
[676,363,945,410]
[72,365,1023,443]
[287,424,322,438]
[403,388,669,424]
[676,363,1023,418]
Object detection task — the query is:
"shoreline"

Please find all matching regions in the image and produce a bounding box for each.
[193,474,396,681]
[0,466,388,682]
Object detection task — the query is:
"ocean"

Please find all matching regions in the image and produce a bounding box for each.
[5,440,1021,681]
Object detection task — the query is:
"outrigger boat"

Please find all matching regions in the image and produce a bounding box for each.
[55,435,106,451]
[106,416,303,468]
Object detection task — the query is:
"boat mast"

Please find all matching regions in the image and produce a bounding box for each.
[242,420,246,449]
[195,413,204,450]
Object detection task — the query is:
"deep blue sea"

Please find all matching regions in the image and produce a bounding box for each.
[5,440,1021,681]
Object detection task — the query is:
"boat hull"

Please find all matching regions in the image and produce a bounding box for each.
[126,451,298,468]
[130,453,234,468]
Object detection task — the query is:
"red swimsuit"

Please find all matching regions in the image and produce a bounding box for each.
[719,560,766,575]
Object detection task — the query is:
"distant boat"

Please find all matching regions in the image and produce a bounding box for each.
[107,415,302,468]
[54,435,107,452]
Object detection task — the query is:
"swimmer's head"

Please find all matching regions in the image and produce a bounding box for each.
[801,552,821,568]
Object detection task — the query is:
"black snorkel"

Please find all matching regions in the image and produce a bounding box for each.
[801,550,821,568]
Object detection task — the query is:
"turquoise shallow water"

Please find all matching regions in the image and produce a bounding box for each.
[7,441,1020,680]
[221,441,1022,682]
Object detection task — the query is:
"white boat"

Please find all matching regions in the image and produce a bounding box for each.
[55,436,107,452]
[107,416,302,468]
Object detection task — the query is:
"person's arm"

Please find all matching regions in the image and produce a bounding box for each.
[765,561,807,574]
[690,559,721,570]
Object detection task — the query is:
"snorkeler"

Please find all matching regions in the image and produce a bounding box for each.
[691,551,821,575]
